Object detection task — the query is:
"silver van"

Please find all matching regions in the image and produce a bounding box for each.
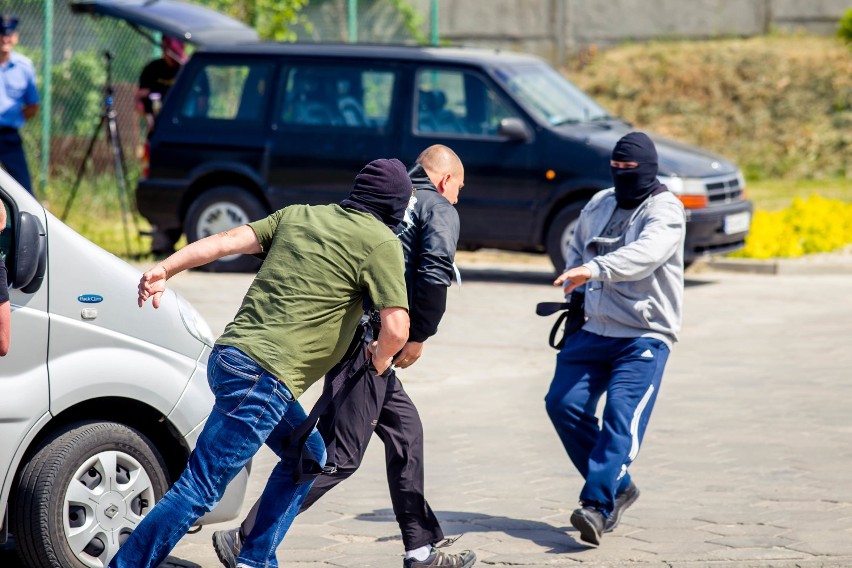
[0,171,249,568]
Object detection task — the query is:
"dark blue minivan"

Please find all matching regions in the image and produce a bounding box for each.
[136,43,752,272]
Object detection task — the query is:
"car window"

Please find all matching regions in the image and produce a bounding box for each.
[178,62,272,123]
[277,65,396,130]
[415,68,518,137]
[492,63,610,125]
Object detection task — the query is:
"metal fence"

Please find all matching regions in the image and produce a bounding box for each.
[9,0,438,198]
[13,0,161,196]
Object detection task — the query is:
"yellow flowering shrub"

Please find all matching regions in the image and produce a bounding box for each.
[732,195,852,259]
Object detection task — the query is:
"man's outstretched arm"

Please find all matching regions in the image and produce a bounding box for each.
[138,225,262,308]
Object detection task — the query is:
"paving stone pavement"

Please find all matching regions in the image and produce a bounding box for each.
[146,258,852,568]
[3,258,840,568]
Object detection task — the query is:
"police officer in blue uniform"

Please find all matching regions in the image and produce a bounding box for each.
[0,15,39,195]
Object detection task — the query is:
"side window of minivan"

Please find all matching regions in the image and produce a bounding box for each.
[415,68,517,137]
[277,65,396,130]
[178,61,273,123]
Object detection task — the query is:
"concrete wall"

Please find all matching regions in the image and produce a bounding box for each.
[409,0,850,65]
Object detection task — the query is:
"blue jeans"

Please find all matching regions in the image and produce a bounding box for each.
[109,345,326,568]
[545,330,668,515]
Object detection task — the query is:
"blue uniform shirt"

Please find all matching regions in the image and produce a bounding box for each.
[0,52,39,130]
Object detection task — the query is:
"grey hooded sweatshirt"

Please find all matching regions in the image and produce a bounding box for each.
[565,188,686,348]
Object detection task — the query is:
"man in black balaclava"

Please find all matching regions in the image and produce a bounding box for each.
[611,131,663,209]
[544,132,686,548]
[342,158,412,229]
[121,159,411,568]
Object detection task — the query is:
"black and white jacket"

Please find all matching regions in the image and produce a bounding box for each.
[395,164,461,342]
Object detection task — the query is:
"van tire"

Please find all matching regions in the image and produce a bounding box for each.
[545,202,585,273]
[185,186,266,272]
[12,421,170,568]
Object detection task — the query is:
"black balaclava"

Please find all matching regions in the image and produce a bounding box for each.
[341,158,412,230]
[611,132,662,209]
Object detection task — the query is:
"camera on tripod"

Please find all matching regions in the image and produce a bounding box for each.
[60,48,137,256]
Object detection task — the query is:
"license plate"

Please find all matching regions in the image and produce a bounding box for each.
[723,211,750,235]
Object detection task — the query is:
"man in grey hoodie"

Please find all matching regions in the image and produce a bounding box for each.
[545,132,685,547]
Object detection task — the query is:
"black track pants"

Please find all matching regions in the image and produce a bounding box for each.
[240,339,444,550]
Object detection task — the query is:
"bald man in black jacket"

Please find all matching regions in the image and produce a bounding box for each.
[212,145,475,568]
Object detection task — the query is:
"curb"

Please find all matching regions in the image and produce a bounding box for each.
[692,255,852,276]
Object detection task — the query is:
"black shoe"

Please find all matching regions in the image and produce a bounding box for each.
[211,528,242,568]
[570,506,605,546]
[604,482,640,533]
[403,547,477,568]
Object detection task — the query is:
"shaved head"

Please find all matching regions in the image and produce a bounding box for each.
[416,144,463,179]
[415,144,464,205]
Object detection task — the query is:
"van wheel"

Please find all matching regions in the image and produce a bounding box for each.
[11,421,170,568]
[546,203,584,273]
[185,186,266,272]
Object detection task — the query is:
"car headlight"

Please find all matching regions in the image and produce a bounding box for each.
[658,175,708,209]
[176,293,215,347]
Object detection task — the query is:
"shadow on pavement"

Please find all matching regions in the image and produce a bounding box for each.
[458,266,555,285]
[458,267,720,288]
[356,509,589,554]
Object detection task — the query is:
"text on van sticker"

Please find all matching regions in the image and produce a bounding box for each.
[77,294,104,304]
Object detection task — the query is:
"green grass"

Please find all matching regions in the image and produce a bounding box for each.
[568,34,851,181]
[746,177,852,211]
[39,171,156,261]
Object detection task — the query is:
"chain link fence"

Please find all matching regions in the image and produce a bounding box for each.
[10,0,433,200]
[14,0,159,196]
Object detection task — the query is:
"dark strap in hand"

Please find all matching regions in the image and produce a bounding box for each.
[536,292,585,350]
[535,301,571,317]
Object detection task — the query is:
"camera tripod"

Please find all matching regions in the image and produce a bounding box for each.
[61,50,138,256]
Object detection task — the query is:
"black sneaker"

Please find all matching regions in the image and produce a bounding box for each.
[403,547,477,568]
[570,506,605,546]
[604,482,640,533]
[211,528,242,568]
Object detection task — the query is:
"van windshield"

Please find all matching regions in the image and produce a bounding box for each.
[493,63,611,126]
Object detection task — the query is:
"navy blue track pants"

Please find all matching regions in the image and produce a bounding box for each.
[545,329,669,514]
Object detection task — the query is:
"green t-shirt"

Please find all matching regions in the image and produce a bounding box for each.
[217,204,408,397]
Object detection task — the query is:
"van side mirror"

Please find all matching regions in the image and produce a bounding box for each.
[498,117,531,141]
[12,211,46,292]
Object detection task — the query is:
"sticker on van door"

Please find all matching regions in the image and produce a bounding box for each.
[77,294,104,303]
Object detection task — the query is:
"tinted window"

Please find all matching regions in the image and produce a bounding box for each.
[415,68,517,137]
[277,65,396,129]
[178,62,273,123]
[492,63,609,125]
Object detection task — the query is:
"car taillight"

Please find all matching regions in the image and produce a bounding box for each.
[141,141,150,179]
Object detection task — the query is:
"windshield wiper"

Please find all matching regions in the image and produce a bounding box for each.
[551,117,580,127]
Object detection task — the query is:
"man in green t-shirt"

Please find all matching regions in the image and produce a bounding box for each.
[112,159,412,568]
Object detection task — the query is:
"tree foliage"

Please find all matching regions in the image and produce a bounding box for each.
[839,7,852,47]
[194,0,310,41]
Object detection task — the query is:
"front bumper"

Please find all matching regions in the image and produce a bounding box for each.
[684,199,754,261]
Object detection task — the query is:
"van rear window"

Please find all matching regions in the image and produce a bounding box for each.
[178,62,273,123]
